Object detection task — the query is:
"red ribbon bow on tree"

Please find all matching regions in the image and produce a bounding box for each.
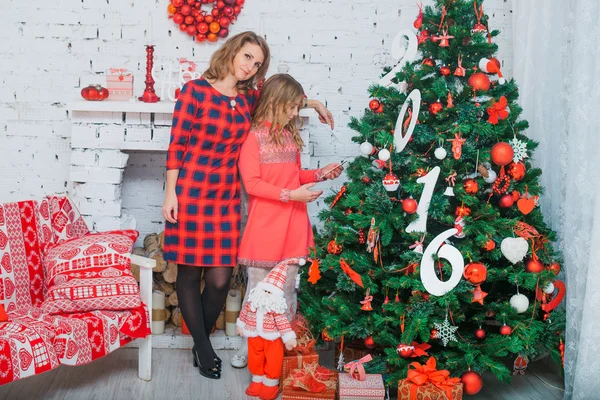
[406,357,461,400]
[487,96,509,124]
[344,354,372,381]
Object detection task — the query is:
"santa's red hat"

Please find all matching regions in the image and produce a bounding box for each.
[256,257,305,297]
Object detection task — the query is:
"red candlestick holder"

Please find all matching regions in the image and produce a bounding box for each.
[139,45,160,103]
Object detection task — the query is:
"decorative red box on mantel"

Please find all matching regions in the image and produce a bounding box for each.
[106,68,134,101]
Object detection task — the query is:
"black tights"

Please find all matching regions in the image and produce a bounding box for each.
[177,265,233,369]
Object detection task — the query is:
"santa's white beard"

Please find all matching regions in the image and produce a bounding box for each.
[247,288,287,315]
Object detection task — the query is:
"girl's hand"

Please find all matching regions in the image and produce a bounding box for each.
[291,183,323,203]
[162,192,178,223]
[311,100,334,129]
[319,163,344,180]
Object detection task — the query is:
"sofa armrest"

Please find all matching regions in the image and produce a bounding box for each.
[129,254,155,331]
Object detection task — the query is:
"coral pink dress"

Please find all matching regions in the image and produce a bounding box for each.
[237,122,323,268]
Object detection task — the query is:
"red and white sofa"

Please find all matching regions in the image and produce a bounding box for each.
[0,195,154,386]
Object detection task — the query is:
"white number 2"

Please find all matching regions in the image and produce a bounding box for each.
[378,29,418,90]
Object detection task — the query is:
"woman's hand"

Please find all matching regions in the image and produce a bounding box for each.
[291,183,323,203]
[319,163,344,180]
[309,100,334,129]
[162,192,178,223]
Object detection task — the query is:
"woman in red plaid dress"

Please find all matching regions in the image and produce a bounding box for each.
[162,32,334,380]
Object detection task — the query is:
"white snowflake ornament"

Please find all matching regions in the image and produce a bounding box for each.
[433,316,458,347]
[509,138,528,163]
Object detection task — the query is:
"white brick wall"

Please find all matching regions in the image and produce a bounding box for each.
[0,0,513,238]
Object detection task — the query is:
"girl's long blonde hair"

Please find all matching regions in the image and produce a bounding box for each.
[252,74,305,150]
[203,31,270,93]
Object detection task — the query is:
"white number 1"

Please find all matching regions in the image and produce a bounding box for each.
[406,166,440,233]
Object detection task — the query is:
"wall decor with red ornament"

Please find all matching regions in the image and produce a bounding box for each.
[167,0,245,43]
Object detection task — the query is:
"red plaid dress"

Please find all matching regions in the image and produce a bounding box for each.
[164,78,258,267]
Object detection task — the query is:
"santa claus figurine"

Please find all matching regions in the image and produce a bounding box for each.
[236,258,300,400]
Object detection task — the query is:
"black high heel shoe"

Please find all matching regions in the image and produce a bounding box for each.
[192,346,221,380]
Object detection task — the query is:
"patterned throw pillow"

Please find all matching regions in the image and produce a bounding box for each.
[41,230,141,314]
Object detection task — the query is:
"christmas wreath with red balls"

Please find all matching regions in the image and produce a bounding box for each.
[167,0,245,42]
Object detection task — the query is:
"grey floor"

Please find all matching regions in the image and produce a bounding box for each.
[0,348,564,400]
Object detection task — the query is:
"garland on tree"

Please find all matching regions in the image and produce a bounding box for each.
[299,0,565,392]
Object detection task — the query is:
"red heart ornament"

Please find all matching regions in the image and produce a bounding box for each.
[517,198,535,215]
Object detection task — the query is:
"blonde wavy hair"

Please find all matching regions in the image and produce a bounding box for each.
[202,31,270,94]
[252,74,305,150]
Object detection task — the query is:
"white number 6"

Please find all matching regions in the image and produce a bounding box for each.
[420,229,465,296]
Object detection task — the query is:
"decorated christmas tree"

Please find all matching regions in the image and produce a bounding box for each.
[299,0,565,394]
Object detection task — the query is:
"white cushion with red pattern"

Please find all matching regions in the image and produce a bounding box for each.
[41,230,141,314]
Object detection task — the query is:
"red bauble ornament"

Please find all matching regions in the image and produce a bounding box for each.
[468,72,491,91]
[204,15,214,23]
[525,258,544,273]
[440,66,451,76]
[422,58,435,67]
[499,324,512,335]
[474,328,486,340]
[463,179,479,194]
[211,7,221,17]
[209,21,221,33]
[429,101,443,115]
[185,15,195,25]
[461,371,483,395]
[507,162,526,181]
[179,23,188,31]
[364,336,376,349]
[197,22,209,34]
[327,240,342,255]
[180,4,192,15]
[547,262,561,275]
[463,262,488,285]
[321,328,333,342]
[362,176,371,184]
[512,190,521,202]
[168,4,178,14]
[369,99,381,111]
[173,13,185,24]
[219,16,231,28]
[195,33,206,42]
[218,28,229,38]
[483,239,495,251]
[223,6,234,16]
[402,198,418,214]
[81,84,109,101]
[455,205,471,217]
[491,142,514,166]
[499,194,514,208]
[186,25,197,36]
[172,0,185,6]
[396,344,415,358]
[430,329,438,340]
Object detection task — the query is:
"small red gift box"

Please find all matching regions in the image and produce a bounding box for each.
[282,351,319,381]
[106,68,134,101]
[397,357,463,400]
[339,372,386,399]
[281,364,337,400]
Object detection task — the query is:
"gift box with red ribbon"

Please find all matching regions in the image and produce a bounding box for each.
[282,314,319,380]
[281,362,337,400]
[398,357,463,400]
[339,354,385,399]
[106,68,134,101]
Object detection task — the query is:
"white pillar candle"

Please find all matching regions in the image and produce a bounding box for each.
[225,289,242,336]
[146,13,153,45]
[151,290,165,335]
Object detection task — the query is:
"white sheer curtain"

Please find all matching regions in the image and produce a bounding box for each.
[513,1,600,398]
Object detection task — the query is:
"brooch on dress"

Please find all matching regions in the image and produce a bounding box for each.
[230,99,237,109]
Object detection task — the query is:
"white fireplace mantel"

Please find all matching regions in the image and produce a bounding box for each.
[67,99,313,231]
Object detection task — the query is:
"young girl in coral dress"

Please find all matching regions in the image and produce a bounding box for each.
[235,74,343,397]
